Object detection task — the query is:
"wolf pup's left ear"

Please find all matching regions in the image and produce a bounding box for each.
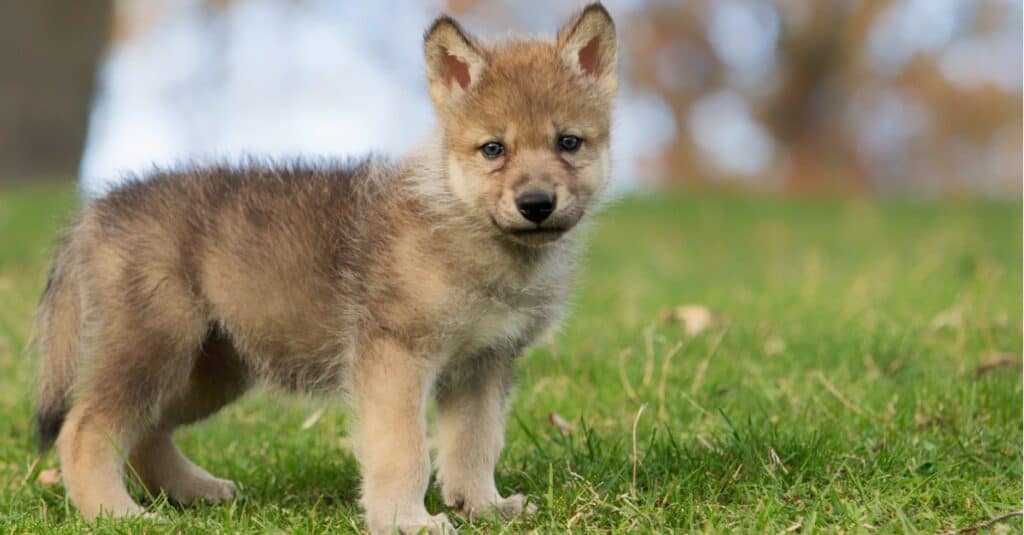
[557,3,618,100]
[424,16,487,112]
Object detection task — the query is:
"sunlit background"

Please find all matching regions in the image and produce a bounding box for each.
[2,0,1021,197]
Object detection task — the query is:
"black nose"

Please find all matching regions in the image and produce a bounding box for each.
[515,190,556,223]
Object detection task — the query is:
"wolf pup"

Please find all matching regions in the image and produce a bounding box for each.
[33,4,616,533]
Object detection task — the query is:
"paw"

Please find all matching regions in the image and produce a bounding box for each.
[448,492,536,520]
[397,512,455,534]
[492,493,537,518]
[166,474,237,504]
[372,512,454,534]
[138,511,169,524]
[89,500,148,520]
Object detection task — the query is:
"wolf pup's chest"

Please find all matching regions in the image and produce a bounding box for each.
[447,296,540,357]
[446,249,576,358]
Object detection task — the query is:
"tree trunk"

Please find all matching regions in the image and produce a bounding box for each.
[0,0,111,182]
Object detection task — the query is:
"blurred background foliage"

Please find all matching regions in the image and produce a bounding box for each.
[622,0,1021,195]
[0,0,1020,196]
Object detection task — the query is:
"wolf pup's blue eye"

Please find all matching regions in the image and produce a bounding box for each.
[558,135,582,152]
[480,142,505,159]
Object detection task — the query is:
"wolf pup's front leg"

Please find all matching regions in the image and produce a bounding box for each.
[353,339,452,534]
[435,356,535,520]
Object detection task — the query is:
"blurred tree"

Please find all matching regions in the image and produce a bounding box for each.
[0,0,111,182]
[625,0,1021,195]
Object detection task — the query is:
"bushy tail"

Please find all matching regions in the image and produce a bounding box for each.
[31,236,82,451]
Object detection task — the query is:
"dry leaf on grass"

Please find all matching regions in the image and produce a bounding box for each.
[547,412,573,434]
[974,353,1021,378]
[660,305,726,337]
[930,306,964,331]
[764,336,786,357]
[914,412,945,428]
[37,468,61,487]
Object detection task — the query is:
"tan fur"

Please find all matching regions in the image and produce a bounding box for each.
[32,4,616,533]
[130,431,237,504]
[56,407,143,519]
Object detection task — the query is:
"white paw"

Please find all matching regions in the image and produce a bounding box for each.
[372,511,455,535]
[99,502,148,519]
[168,474,237,504]
[493,493,537,518]
[448,492,536,520]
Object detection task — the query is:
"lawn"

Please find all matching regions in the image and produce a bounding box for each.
[0,181,1020,534]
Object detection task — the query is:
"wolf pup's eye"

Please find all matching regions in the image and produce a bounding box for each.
[480,141,505,159]
[558,135,582,152]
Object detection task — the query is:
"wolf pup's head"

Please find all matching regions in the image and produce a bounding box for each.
[423,4,617,246]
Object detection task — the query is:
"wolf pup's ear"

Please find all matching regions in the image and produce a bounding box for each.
[557,3,618,100]
[424,16,487,111]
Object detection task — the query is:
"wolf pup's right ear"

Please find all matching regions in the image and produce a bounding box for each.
[558,3,618,101]
[424,16,487,112]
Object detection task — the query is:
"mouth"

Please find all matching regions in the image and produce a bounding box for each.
[509,227,567,236]
[490,217,568,244]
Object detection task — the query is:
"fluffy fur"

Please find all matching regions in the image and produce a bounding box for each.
[32,4,617,533]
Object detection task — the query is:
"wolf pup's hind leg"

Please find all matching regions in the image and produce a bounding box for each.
[129,332,251,504]
[57,255,209,519]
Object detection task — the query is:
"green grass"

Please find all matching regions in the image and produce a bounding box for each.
[0,181,1020,533]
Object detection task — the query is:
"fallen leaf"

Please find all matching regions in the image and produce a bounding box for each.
[37,468,61,487]
[661,305,726,337]
[782,494,805,507]
[547,412,572,434]
[914,412,945,428]
[764,336,786,357]
[974,354,1021,378]
[931,306,964,331]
